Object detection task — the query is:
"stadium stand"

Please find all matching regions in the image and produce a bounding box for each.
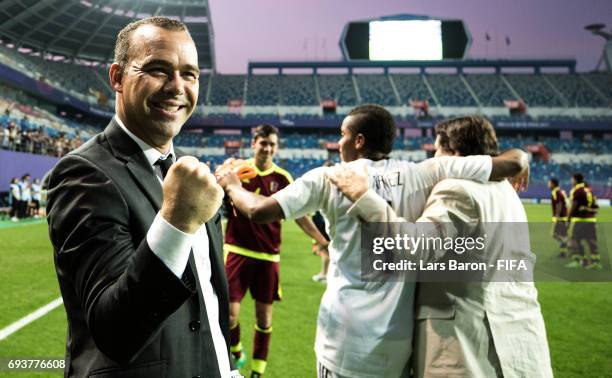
[354,74,398,106]
[426,74,478,107]
[544,74,608,107]
[391,74,437,106]
[207,74,246,105]
[582,73,612,105]
[246,75,281,105]
[280,75,318,106]
[316,74,358,106]
[464,74,515,107]
[504,74,565,107]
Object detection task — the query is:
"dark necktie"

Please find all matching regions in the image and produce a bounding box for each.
[154,154,197,292]
[154,154,174,180]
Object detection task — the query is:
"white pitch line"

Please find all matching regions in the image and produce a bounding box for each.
[0,297,63,341]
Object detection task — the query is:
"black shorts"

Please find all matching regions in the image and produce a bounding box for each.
[552,220,568,238]
[570,221,597,241]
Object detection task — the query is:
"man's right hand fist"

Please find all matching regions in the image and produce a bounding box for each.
[160,156,224,234]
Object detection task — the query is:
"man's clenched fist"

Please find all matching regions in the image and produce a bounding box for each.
[160,156,224,234]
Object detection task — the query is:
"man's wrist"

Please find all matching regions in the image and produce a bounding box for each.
[160,207,199,234]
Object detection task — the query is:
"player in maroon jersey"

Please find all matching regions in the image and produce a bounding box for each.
[223,124,328,377]
[565,173,600,269]
[548,178,569,257]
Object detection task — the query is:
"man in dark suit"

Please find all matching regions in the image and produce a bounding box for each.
[47,17,238,377]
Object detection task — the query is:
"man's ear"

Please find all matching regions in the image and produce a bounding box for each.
[109,63,123,93]
[355,133,366,151]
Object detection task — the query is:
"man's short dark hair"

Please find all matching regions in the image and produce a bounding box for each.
[347,104,396,155]
[572,173,584,183]
[252,124,279,141]
[114,17,189,74]
[435,115,498,156]
[549,178,559,187]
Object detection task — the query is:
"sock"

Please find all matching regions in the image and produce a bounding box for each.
[230,323,242,359]
[252,324,272,374]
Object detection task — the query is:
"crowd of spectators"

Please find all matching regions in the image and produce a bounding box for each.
[6,173,43,222]
[1,108,85,157]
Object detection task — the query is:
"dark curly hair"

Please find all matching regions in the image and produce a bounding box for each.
[347,104,396,155]
[435,115,498,156]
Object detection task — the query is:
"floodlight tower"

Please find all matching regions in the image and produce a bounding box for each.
[585,23,612,72]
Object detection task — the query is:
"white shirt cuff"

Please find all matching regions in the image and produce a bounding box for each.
[146,212,193,278]
[346,189,392,221]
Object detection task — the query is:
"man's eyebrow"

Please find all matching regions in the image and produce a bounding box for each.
[141,59,200,73]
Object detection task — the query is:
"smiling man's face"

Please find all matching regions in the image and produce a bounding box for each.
[111,24,199,151]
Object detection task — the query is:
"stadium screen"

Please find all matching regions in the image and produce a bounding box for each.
[369,20,443,61]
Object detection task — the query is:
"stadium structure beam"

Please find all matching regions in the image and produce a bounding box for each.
[45,0,117,51]
[103,0,147,63]
[0,0,54,30]
[248,59,577,75]
[18,1,76,45]
[76,0,143,58]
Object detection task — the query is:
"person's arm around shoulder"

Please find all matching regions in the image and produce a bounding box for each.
[218,171,285,223]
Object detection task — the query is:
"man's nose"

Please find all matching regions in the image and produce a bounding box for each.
[163,72,185,96]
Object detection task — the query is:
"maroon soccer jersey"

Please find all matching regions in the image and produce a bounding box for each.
[224,159,293,260]
[569,183,597,219]
[550,187,568,219]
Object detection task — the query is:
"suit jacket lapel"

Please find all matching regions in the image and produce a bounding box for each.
[104,119,162,210]
[206,214,229,307]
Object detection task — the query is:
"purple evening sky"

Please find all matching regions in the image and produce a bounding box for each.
[207,0,612,73]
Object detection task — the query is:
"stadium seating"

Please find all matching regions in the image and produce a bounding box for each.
[582,73,612,105]
[426,74,478,107]
[317,74,358,106]
[504,74,565,107]
[208,75,246,105]
[544,74,608,107]
[246,75,280,105]
[280,75,318,106]
[464,74,515,107]
[354,75,398,106]
[391,74,436,106]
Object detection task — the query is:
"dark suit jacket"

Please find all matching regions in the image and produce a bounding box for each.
[47,119,231,377]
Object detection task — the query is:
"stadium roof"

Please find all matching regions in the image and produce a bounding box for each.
[0,0,215,70]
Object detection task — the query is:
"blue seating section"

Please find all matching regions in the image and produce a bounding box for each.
[545,74,608,107]
[504,74,564,107]
[426,74,477,106]
[208,75,245,105]
[280,75,318,106]
[3,46,611,111]
[583,74,612,105]
[317,75,358,106]
[464,74,514,107]
[391,74,435,105]
[247,75,280,105]
[355,75,398,106]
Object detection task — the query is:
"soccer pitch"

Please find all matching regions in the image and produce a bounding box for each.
[0,204,610,377]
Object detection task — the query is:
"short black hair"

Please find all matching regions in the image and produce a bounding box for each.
[549,178,559,187]
[572,173,584,183]
[114,17,190,74]
[252,124,279,141]
[435,115,498,156]
[347,104,396,155]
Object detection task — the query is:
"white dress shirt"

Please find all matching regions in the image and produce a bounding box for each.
[115,116,232,378]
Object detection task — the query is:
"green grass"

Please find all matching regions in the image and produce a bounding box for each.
[0,205,610,377]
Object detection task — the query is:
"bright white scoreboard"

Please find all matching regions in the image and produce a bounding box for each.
[342,16,469,61]
[369,20,443,61]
